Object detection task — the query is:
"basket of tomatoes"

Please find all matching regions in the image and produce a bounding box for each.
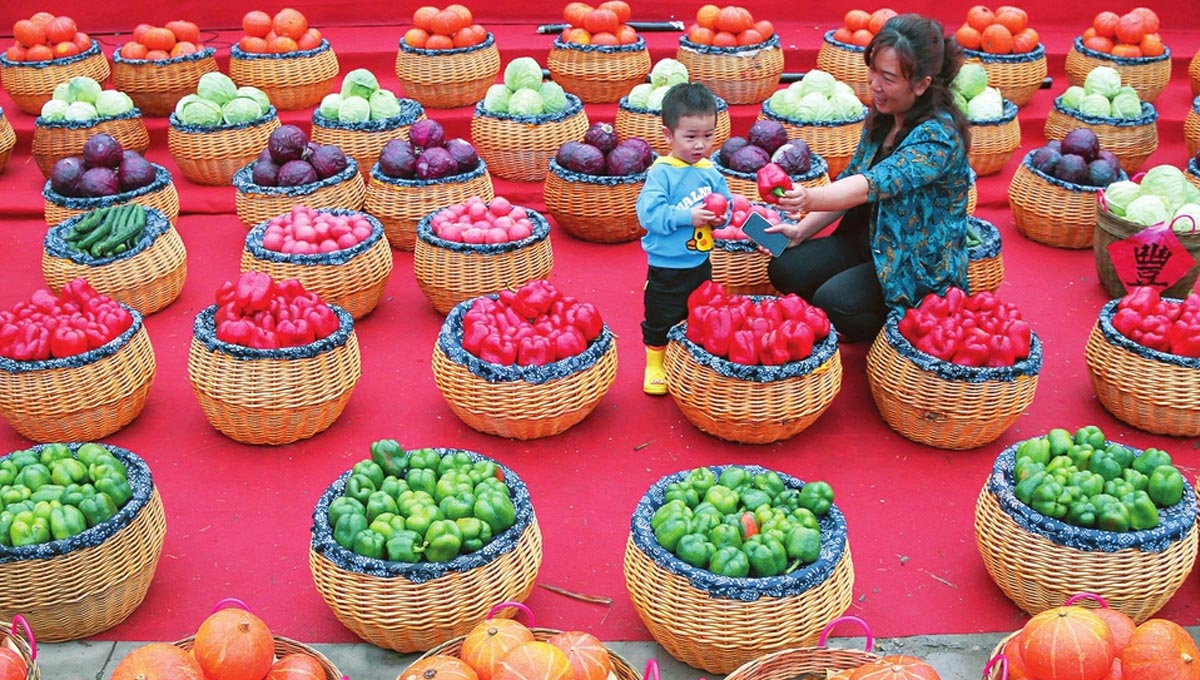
[110,21,219,117]
[1,13,110,115]
[956,5,1047,107]
[395,6,500,109]
[229,9,338,111]
[548,1,650,103]
[675,6,783,105]
[1065,9,1170,103]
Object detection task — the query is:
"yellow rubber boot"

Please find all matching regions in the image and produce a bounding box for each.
[644,346,667,395]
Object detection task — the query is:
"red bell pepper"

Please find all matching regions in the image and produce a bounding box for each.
[802,305,831,340]
[687,280,727,310]
[29,288,58,314]
[49,325,88,358]
[745,316,771,339]
[898,308,936,342]
[964,290,999,314]
[777,294,808,322]
[305,305,340,339]
[217,318,254,346]
[517,335,553,366]
[479,334,517,365]
[276,278,307,300]
[779,319,815,361]
[985,333,1018,367]
[943,287,967,315]
[703,306,734,357]
[247,326,279,350]
[277,318,315,347]
[1111,307,1142,338]
[1003,319,1032,359]
[82,321,111,350]
[234,271,275,314]
[756,163,793,204]
[1119,286,1160,315]
[728,329,758,364]
[553,325,587,360]
[1132,314,1172,352]
[61,278,99,305]
[755,299,785,326]
[1169,320,1200,357]
[757,329,791,366]
[512,280,559,320]
[462,319,492,355]
[11,323,50,361]
[950,329,990,367]
[686,305,714,346]
[253,310,277,334]
[215,280,237,307]
[916,323,961,361]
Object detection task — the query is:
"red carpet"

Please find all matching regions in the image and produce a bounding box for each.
[2,6,1200,647]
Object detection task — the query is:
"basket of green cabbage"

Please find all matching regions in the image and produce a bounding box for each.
[961,41,1047,107]
[313,68,426,178]
[166,72,281,186]
[615,58,731,157]
[111,43,218,116]
[395,30,500,109]
[1045,66,1159,175]
[33,77,149,179]
[760,69,866,179]
[951,64,1020,177]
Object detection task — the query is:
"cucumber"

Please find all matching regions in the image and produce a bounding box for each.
[93,204,146,256]
[66,208,105,242]
[73,213,113,251]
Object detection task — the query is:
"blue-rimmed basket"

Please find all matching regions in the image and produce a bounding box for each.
[413,205,555,315]
[614,94,732,157]
[962,43,1048,107]
[110,45,218,117]
[1085,297,1200,436]
[968,167,978,214]
[0,617,39,679]
[975,438,1198,622]
[1189,157,1200,194]
[43,207,187,315]
[395,33,501,109]
[186,304,361,445]
[0,40,111,116]
[709,204,791,295]
[168,107,282,186]
[1065,37,1171,103]
[1094,199,1200,299]
[43,163,180,227]
[240,209,392,319]
[663,315,842,444]
[309,448,542,651]
[32,108,151,179]
[675,34,784,105]
[432,296,618,439]
[1009,150,1128,249]
[363,161,494,251]
[1044,97,1158,175]
[0,307,155,442]
[713,150,830,203]
[1191,50,1200,97]
[967,215,1004,294]
[542,157,647,243]
[311,98,425,179]
[0,443,166,642]
[470,93,589,182]
[228,39,339,111]
[1185,96,1199,158]
[624,465,855,674]
[0,107,14,174]
[815,31,870,105]
[547,36,651,103]
[865,308,1042,450]
[968,99,1021,177]
[232,157,366,229]
[759,96,867,179]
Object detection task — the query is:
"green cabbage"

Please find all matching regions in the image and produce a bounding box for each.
[222,97,263,125]
[626,83,654,109]
[369,89,402,120]
[337,96,371,123]
[1060,86,1086,111]
[1083,66,1121,99]
[67,77,101,104]
[341,68,380,100]
[1079,93,1113,118]
[832,91,864,121]
[794,91,834,122]
[539,80,568,114]
[1103,180,1142,217]
[967,87,1004,121]
[1124,194,1171,226]
[649,58,688,88]
[768,88,800,118]
[180,98,223,126]
[645,85,669,111]
[504,57,544,93]
[52,82,71,102]
[175,94,200,118]
[952,63,988,100]
[318,93,343,120]
[236,86,271,112]
[95,90,133,117]
[197,72,237,105]
[953,90,969,116]
[1172,204,1200,234]
[483,83,511,113]
[1111,91,1142,119]
[40,99,69,121]
[64,101,97,121]
[1118,85,1138,100]
[796,69,837,99]
[1141,165,1192,211]
[507,87,544,116]
[833,81,857,101]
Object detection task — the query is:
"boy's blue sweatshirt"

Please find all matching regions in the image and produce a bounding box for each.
[636,156,732,269]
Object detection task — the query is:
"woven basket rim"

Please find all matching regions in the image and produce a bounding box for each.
[969,99,1019,126]
[964,43,1046,63]
[666,314,840,381]
[192,303,354,359]
[168,106,279,134]
[173,633,341,679]
[1051,97,1159,126]
[711,150,828,183]
[397,30,495,56]
[821,29,866,53]
[1071,35,1171,64]
[311,97,424,131]
[618,94,729,114]
[416,202,550,253]
[0,38,102,68]
[1017,150,1127,192]
[244,208,385,265]
[44,205,172,265]
[550,35,648,53]
[761,96,867,127]
[679,32,781,55]
[472,92,584,124]
[1189,157,1199,177]
[368,158,488,188]
[547,156,650,186]
[0,305,143,374]
[882,308,1044,382]
[966,215,1003,260]
[43,164,172,209]
[1096,297,1200,369]
[232,157,360,198]
[112,44,216,65]
[230,38,332,60]
[1096,200,1200,238]
[35,107,142,130]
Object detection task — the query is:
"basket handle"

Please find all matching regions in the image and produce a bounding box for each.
[1169,214,1198,236]
[1064,592,1109,608]
[644,659,660,680]
[211,597,252,613]
[10,615,36,662]
[818,615,874,652]
[983,654,1009,680]
[487,601,536,628]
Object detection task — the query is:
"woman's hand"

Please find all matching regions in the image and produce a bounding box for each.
[776,185,809,220]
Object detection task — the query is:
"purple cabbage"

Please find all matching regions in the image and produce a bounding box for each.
[409,118,445,151]
[416,146,457,180]
[747,120,788,155]
[277,160,318,187]
[82,133,124,169]
[583,122,619,154]
[1061,128,1099,163]
[117,153,156,192]
[770,140,812,175]
[1055,154,1088,185]
[718,136,749,167]
[267,125,309,164]
[79,166,119,197]
[728,144,771,174]
[606,144,647,176]
[560,142,607,175]
[310,145,348,179]
[50,156,87,196]
[444,138,479,173]
[379,139,417,179]
[252,157,280,186]
[619,137,653,169]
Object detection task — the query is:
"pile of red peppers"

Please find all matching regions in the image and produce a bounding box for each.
[213,271,340,349]
[461,280,604,366]
[897,287,1032,367]
[0,279,133,361]
[1111,286,1200,357]
[684,280,832,365]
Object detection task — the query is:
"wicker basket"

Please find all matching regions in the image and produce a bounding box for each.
[0,617,40,680]
[0,41,111,115]
[967,215,1005,294]
[543,158,646,243]
[1094,203,1200,299]
[615,95,732,157]
[1044,97,1158,175]
[547,37,651,103]
[723,616,882,680]
[1190,158,1200,194]
[0,308,155,442]
[975,439,1198,622]
[32,110,151,178]
[1185,97,1199,158]
[625,465,856,674]
[676,34,784,105]
[1191,51,1200,97]
[963,44,1048,107]
[186,304,361,445]
[43,207,187,316]
[968,169,978,214]
[432,298,618,439]
[413,207,555,315]
[1009,151,1126,249]
[0,110,13,175]
[1064,37,1172,103]
[1085,297,1200,436]
[229,40,339,111]
[395,33,501,109]
[309,451,542,652]
[865,310,1041,450]
[471,94,589,182]
[43,163,181,227]
[714,151,830,202]
[364,162,495,251]
[232,158,367,229]
[816,32,871,105]
[759,97,866,179]
[0,443,166,642]
[241,209,392,319]
[110,46,219,117]
[168,108,281,186]
[968,100,1021,177]
[175,632,342,679]
[709,242,776,295]
[663,319,842,444]
[311,98,425,179]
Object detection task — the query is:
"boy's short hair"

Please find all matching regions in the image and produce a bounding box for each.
[660,82,717,130]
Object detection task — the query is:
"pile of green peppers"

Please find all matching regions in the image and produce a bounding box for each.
[650,466,835,578]
[1012,426,1187,532]
[328,440,518,563]
[0,443,133,548]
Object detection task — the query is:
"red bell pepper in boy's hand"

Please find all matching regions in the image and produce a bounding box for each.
[756,163,793,205]
[702,192,729,222]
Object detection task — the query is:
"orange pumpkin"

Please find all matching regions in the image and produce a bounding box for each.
[111,643,204,680]
[1021,607,1115,680]
[850,655,941,680]
[494,641,573,680]
[0,648,27,680]
[1002,632,1033,680]
[268,652,326,680]
[461,619,534,680]
[1119,619,1200,680]
[1102,658,1123,680]
[1093,609,1137,653]
[401,655,480,680]
[192,607,275,680]
[546,631,611,680]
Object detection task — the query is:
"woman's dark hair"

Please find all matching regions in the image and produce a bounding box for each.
[862,13,971,150]
[660,82,718,130]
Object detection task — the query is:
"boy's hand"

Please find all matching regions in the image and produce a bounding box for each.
[691,206,722,227]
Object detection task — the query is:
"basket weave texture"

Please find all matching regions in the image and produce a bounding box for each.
[111,46,219,116]
[543,158,646,243]
[32,111,151,178]
[186,305,361,445]
[615,96,731,157]
[0,42,111,115]
[432,297,618,439]
[1044,98,1159,175]
[233,159,366,229]
[0,618,40,679]
[0,443,166,642]
[0,111,15,174]
[625,465,855,674]
[43,207,187,316]
[1008,151,1125,249]
[310,97,425,179]
[865,309,1041,450]
[1185,97,1199,158]
[676,34,784,105]
[43,164,181,226]
[363,162,494,251]
[309,450,542,652]
[471,94,589,182]
[395,33,501,109]
[723,637,880,680]
[1189,158,1200,194]
[420,626,641,680]
[968,100,1021,177]
[710,229,782,295]
[0,309,155,442]
[1085,298,1200,436]
[1064,37,1172,102]
[547,37,652,103]
[229,40,339,111]
[168,109,282,186]
[1093,203,1200,299]
[962,44,1048,107]
[975,439,1198,622]
[175,635,342,679]
[816,32,871,105]
[664,319,842,444]
[967,215,1005,294]
[1191,51,1200,97]
[758,99,866,180]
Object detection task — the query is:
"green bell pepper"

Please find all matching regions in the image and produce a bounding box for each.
[1122,490,1159,530]
[437,451,475,475]
[14,464,51,491]
[773,488,801,512]
[1046,428,1074,456]
[1133,447,1172,476]
[685,467,717,495]
[742,534,788,577]
[38,443,73,465]
[785,525,821,564]
[407,448,443,471]
[366,491,399,522]
[30,484,65,504]
[654,514,692,552]
[434,471,473,502]
[798,481,834,516]
[49,458,87,486]
[369,439,409,478]
[708,523,743,550]
[473,477,507,497]
[1089,449,1125,482]
[369,513,404,540]
[790,507,820,531]
[1104,478,1135,499]
[440,492,477,521]
[690,502,723,535]
[380,475,408,500]
[398,490,437,516]
[651,500,690,530]
[423,519,463,562]
[1,485,30,507]
[1105,442,1135,468]
[1148,466,1185,507]
[88,461,126,483]
[73,443,108,467]
[345,473,377,505]
[1016,437,1051,466]
[474,492,516,534]
[10,513,51,547]
[1066,499,1097,528]
[328,496,366,529]
[334,512,369,550]
[386,530,425,562]
[753,471,785,499]
[709,545,750,577]
[676,533,715,568]
[49,504,86,540]
[352,528,387,559]
[1074,425,1106,450]
[704,485,739,515]
[754,504,782,530]
[32,500,58,523]
[466,460,499,486]
[0,460,15,487]
[1122,468,1149,493]
[664,482,700,507]
[1095,496,1130,532]
[1031,480,1069,518]
[404,503,443,538]
[405,467,437,497]
[95,477,132,508]
[717,467,750,491]
[0,511,14,547]
[1068,444,1094,471]
[739,487,772,512]
[1045,455,1076,475]
[62,483,95,508]
[1069,471,1105,498]
[456,516,492,553]
[352,460,385,490]
[1014,460,1045,484]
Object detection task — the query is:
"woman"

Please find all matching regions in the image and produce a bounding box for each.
[764,13,972,342]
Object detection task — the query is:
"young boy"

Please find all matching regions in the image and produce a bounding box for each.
[635,82,732,395]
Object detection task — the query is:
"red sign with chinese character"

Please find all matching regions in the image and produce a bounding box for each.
[1107,224,1195,293]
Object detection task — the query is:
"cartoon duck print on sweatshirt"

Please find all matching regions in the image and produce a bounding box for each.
[687,223,713,252]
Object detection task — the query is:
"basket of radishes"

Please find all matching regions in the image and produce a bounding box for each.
[413,196,554,314]
[709,194,790,295]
